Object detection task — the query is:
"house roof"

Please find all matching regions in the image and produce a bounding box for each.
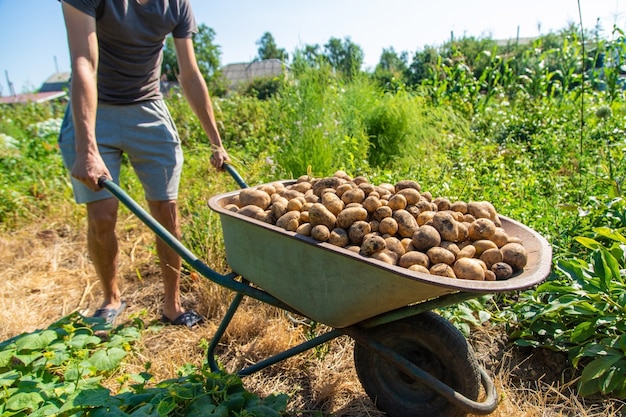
[0,72,69,105]
[0,91,67,105]
[221,59,286,88]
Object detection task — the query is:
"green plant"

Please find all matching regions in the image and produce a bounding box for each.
[509,197,626,398]
[0,313,141,416]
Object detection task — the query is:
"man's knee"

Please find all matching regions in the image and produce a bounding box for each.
[87,198,118,234]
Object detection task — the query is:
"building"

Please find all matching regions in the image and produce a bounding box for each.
[0,72,70,105]
[221,59,287,90]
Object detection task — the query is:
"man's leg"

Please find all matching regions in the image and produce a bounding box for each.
[147,199,185,322]
[87,197,122,311]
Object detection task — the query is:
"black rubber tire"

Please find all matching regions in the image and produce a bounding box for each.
[353,311,481,417]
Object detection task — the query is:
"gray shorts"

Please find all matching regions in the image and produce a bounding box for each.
[58,100,183,204]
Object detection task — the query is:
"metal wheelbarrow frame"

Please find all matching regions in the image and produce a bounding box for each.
[98,164,552,417]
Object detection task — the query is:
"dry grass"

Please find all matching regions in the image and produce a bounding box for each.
[1,215,624,417]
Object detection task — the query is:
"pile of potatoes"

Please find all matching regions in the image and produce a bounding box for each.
[222,171,528,281]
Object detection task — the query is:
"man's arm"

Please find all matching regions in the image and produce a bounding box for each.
[62,1,110,190]
[173,37,229,169]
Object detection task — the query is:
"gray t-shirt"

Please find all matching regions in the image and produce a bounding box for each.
[63,0,197,103]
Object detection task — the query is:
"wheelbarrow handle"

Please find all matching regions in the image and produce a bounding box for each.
[223,162,248,189]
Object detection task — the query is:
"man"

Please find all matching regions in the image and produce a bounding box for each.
[58,0,229,328]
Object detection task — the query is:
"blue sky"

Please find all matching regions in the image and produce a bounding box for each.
[0,0,624,94]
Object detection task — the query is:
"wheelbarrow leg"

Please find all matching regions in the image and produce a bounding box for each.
[206,291,245,372]
[206,279,344,377]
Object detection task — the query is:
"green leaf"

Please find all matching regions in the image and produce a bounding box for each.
[69,334,103,349]
[580,355,622,381]
[570,321,596,343]
[5,391,44,411]
[88,347,128,371]
[0,370,20,388]
[593,227,626,244]
[14,330,58,352]
[0,348,15,368]
[574,236,602,250]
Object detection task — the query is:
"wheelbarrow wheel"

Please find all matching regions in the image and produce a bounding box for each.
[353,311,481,417]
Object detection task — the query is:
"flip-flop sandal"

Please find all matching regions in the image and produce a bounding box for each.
[161,310,204,328]
[93,301,127,325]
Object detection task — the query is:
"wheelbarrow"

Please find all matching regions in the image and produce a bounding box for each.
[98,165,552,417]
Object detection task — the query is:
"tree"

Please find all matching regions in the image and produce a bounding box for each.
[323,37,364,78]
[256,32,288,61]
[373,47,409,89]
[405,45,440,87]
[161,24,226,96]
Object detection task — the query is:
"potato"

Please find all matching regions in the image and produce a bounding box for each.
[328,228,350,247]
[282,189,305,200]
[371,249,398,265]
[427,247,456,266]
[341,188,366,205]
[308,203,337,229]
[369,220,380,233]
[286,197,305,212]
[270,198,288,219]
[238,205,265,218]
[434,197,451,211]
[399,251,430,269]
[311,224,331,242]
[239,188,272,210]
[486,228,506,248]
[396,188,421,205]
[408,264,431,274]
[276,210,301,231]
[492,262,513,280]
[378,217,399,236]
[385,237,406,258]
[348,221,371,245]
[256,210,275,224]
[456,244,477,260]
[416,211,436,226]
[345,245,361,254]
[500,242,528,271]
[411,225,441,251]
[467,201,491,220]
[360,235,386,256]
[467,218,497,241]
[373,205,393,221]
[289,181,312,194]
[333,170,352,181]
[473,239,498,256]
[430,263,456,278]
[484,270,497,281]
[450,201,467,214]
[358,182,376,195]
[439,241,460,257]
[480,248,503,270]
[453,258,485,280]
[304,193,319,203]
[224,203,239,212]
[335,183,354,197]
[387,193,408,211]
[322,192,345,216]
[312,176,345,196]
[336,207,369,229]
[393,209,419,238]
[431,211,459,242]
[296,223,312,236]
[378,183,396,194]
[395,179,421,192]
[362,195,382,213]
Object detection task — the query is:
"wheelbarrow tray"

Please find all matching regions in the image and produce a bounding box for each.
[208,181,552,328]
